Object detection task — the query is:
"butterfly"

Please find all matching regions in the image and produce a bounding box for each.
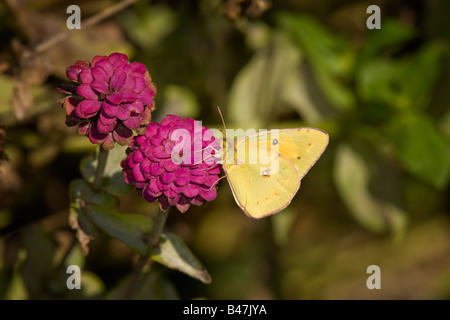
[221,128,329,219]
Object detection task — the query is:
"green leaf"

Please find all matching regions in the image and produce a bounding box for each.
[80,145,133,195]
[227,34,293,127]
[356,19,416,69]
[86,204,154,255]
[333,143,407,237]
[401,45,443,111]
[21,226,57,298]
[69,179,118,207]
[68,179,118,254]
[357,44,443,112]
[388,113,450,189]
[152,232,211,284]
[277,11,355,111]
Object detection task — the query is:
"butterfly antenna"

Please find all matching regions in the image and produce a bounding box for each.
[207,174,228,191]
[217,106,227,132]
[191,145,224,166]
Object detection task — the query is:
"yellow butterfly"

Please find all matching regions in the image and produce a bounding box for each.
[222,128,329,218]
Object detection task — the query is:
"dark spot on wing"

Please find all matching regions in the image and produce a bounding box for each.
[297,156,301,159]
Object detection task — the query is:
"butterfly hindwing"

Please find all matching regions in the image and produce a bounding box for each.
[224,144,300,218]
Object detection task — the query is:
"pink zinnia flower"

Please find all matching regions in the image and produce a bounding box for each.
[59,52,156,149]
[121,115,222,213]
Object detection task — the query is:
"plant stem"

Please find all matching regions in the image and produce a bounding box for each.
[123,206,170,299]
[146,207,169,248]
[93,146,109,191]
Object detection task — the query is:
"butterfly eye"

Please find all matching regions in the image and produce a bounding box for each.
[272,139,279,145]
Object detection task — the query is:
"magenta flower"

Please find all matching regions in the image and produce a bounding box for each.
[59,53,156,149]
[121,115,222,213]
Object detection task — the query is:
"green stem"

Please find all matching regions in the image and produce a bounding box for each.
[123,206,170,299]
[146,207,169,248]
[93,146,109,191]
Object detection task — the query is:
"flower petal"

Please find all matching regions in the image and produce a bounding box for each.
[94,59,114,79]
[106,92,123,105]
[156,177,170,191]
[77,84,98,100]
[75,100,101,118]
[149,163,165,176]
[142,186,158,203]
[163,159,180,172]
[199,186,217,201]
[183,183,199,198]
[112,124,133,146]
[64,96,81,116]
[91,64,109,82]
[132,163,146,182]
[116,106,131,120]
[91,80,108,94]
[97,111,117,134]
[79,68,93,83]
[124,101,144,114]
[88,122,108,144]
[107,52,129,68]
[161,172,176,184]
[119,88,137,102]
[130,62,147,74]
[110,70,127,91]
[123,114,141,129]
[137,88,155,105]
[101,101,119,117]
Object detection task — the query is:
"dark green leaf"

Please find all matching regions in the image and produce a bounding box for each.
[152,232,211,284]
[356,19,416,69]
[357,44,443,112]
[277,11,355,111]
[68,179,118,254]
[80,145,133,195]
[86,204,154,255]
[21,226,57,298]
[388,113,450,189]
[227,34,300,128]
[69,178,118,207]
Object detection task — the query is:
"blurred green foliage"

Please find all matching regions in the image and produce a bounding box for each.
[1,0,450,300]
